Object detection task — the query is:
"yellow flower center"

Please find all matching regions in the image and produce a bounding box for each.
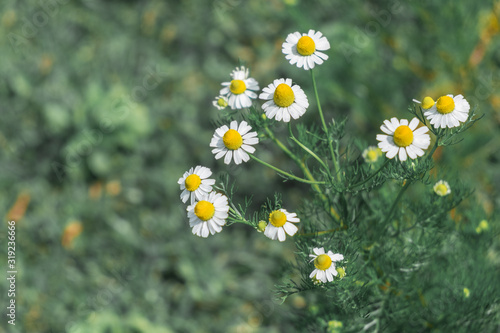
[422,96,435,110]
[296,36,316,56]
[273,83,295,107]
[434,184,449,196]
[463,288,470,298]
[269,210,287,227]
[314,254,332,270]
[229,80,246,95]
[217,97,228,108]
[194,200,215,221]
[336,267,346,278]
[436,96,455,114]
[393,125,414,147]
[366,150,379,162]
[185,174,201,192]
[222,129,243,150]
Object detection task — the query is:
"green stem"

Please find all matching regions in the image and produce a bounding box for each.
[264,124,340,222]
[297,225,346,237]
[228,206,251,226]
[349,159,390,189]
[311,69,341,182]
[383,181,411,227]
[288,123,330,174]
[264,126,294,158]
[426,136,440,161]
[249,154,326,185]
[265,125,325,186]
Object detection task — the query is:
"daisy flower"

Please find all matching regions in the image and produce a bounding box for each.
[424,94,470,129]
[376,117,431,161]
[282,30,330,70]
[263,209,299,242]
[362,146,383,163]
[219,66,259,109]
[212,95,228,110]
[309,247,344,283]
[178,166,216,205]
[210,120,259,165]
[433,180,451,196]
[187,191,229,238]
[412,96,435,110]
[259,78,309,122]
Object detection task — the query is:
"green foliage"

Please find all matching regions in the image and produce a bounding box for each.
[1,0,499,332]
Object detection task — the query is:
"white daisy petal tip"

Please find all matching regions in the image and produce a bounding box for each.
[282,30,330,70]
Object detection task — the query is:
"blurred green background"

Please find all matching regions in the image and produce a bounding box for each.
[1,0,499,332]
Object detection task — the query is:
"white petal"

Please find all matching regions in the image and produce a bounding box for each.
[330,253,344,261]
[214,149,227,160]
[406,145,417,159]
[383,119,396,132]
[224,150,233,164]
[297,57,305,69]
[386,147,398,159]
[233,149,242,164]
[413,126,429,136]
[264,225,278,240]
[316,270,326,283]
[380,125,392,134]
[390,117,400,129]
[453,110,468,122]
[282,109,291,122]
[326,270,334,282]
[314,247,324,255]
[376,134,389,142]
[283,222,298,236]
[201,223,209,238]
[399,147,407,161]
[180,190,190,203]
[240,142,255,154]
[409,118,420,130]
[277,228,286,242]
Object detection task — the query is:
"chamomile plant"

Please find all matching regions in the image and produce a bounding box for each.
[177,29,491,332]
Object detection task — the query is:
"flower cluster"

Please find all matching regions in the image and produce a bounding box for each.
[179,28,475,287]
[413,94,471,129]
[177,29,348,283]
[177,166,229,237]
[374,93,471,162]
